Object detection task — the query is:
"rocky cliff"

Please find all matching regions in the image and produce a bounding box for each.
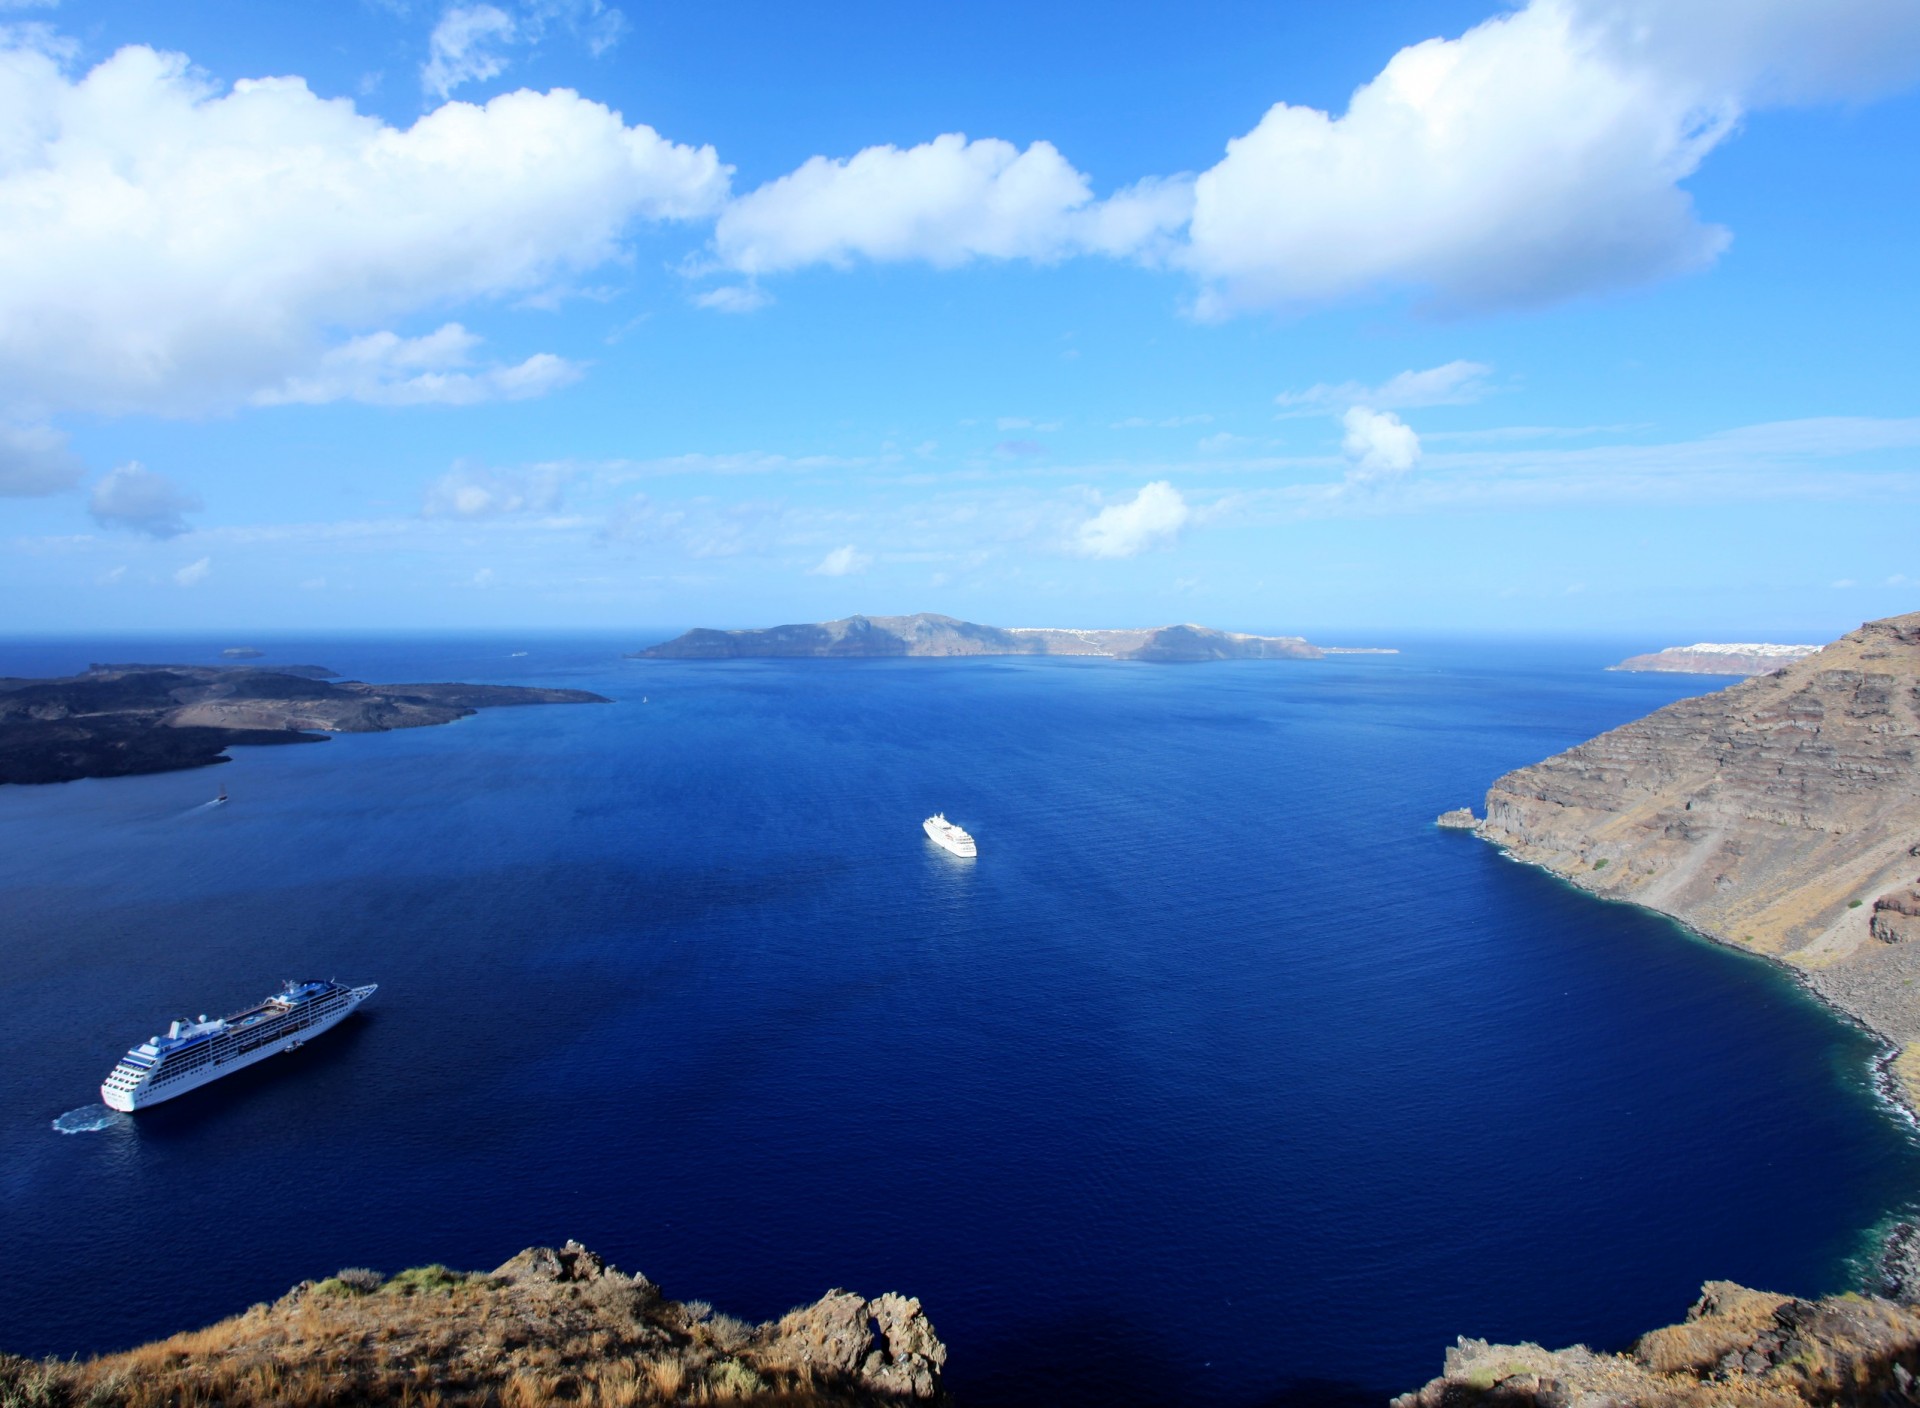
[1394,1281,1920,1407]
[0,664,609,785]
[1473,611,1920,1104]
[0,1242,945,1407]
[633,613,1322,662]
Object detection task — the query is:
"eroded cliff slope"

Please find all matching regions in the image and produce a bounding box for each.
[1476,611,1920,1096]
[0,1242,945,1407]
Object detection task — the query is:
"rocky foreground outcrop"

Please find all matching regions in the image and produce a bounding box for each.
[1394,1281,1920,1407]
[1474,611,1920,1105]
[633,613,1323,662]
[0,1242,945,1407]
[0,664,609,784]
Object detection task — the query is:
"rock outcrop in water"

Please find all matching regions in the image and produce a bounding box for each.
[633,613,1324,662]
[1394,1281,1920,1406]
[1473,611,1920,1105]
[0,1242,945,1406]
[0,664,609,785]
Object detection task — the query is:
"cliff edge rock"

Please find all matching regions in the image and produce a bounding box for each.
[1394,1281,1920,1407]
[0,1241,944,1406]
[1476,611,1920,1105]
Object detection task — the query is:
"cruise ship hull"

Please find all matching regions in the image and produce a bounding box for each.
[923,815,977,858]
[101,983,376,1112]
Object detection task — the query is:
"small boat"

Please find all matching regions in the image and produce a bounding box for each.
[923,813,977,858]
[212,784,228,805]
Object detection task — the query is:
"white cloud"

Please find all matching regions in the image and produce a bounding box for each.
[1341,407,1421,481]
[253,324,581,406]
[1184,0,1920,316]
[996,417,1061,432]
[0,35,727,420]
[89,462,203,538]
[0,421,83,495]
[697,1,1920,315]
[711,133,1190,275]
[1197,432,1250,453]
[1277,361,1495,415]
[422,4,516,98]
[173,556,211,587]
[692,283,772,314]
[1075,481,1190,558]
[423,462,571,518]
[809,544,872,576]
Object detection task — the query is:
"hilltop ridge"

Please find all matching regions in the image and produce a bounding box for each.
[632,613,1327,662]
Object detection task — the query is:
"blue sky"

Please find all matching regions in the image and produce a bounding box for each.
[4,0,1920,640]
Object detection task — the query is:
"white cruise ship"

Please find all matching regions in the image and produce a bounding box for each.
[100,979,376,1112]
[923,813,977,858]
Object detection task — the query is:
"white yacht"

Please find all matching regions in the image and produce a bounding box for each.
[923,813,977,858]
[100,979,376,1111]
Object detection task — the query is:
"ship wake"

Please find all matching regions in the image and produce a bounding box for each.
[53,1104,131,1134]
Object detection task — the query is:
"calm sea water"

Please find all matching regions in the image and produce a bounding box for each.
[3,635,1917,1405]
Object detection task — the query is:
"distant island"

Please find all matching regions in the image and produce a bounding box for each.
[1608,641,1820,675]
[0,663,608,785]
[632,613,1393,663]
[220,646,264,659]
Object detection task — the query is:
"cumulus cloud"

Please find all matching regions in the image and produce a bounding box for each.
[1075,481,1190,558]
[422,462,571,518]
[0,421,84,495]
[1341,408,1421,481]
[173,556,212,587]
[1276,361,1495,415]
[89,462,203,538]
[254,324,580,406]
[0,34,727,420]
[809,545,872,576]
[1184,0,1920,315]
[711,133,1190,275]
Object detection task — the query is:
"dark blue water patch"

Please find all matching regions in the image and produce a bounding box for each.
[1,638,1914,1406]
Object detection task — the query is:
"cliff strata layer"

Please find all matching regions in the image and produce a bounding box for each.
[0,1242,944,1407]
[1474,611,1920,1106]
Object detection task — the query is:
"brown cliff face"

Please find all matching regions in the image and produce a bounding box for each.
[1476,611,1920,1098]
[0,1242,944,1407]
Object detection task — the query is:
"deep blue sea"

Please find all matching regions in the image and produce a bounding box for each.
[4,634,1918,1405]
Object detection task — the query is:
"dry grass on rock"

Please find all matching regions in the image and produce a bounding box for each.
[0,1243,944,1408]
